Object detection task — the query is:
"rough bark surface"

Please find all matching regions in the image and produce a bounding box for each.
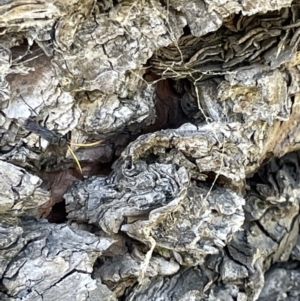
[1,0,300,300]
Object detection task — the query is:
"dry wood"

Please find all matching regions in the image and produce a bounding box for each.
[0,1,300,301]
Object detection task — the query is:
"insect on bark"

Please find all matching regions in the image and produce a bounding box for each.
[17,97,101,173]
[17,118,68,147]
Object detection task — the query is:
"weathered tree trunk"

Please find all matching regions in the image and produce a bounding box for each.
[0,0,300,300]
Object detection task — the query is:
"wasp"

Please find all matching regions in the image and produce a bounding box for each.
[16,97,101,173]
[18,118,68,147]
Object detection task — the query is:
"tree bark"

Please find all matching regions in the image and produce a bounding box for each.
[0,0,300,300]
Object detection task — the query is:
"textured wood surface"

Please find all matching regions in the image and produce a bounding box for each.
[0,1,300,300]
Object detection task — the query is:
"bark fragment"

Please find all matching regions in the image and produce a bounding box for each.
[1,0,300,300]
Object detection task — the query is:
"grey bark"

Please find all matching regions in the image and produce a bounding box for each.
[0,0,300,300]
